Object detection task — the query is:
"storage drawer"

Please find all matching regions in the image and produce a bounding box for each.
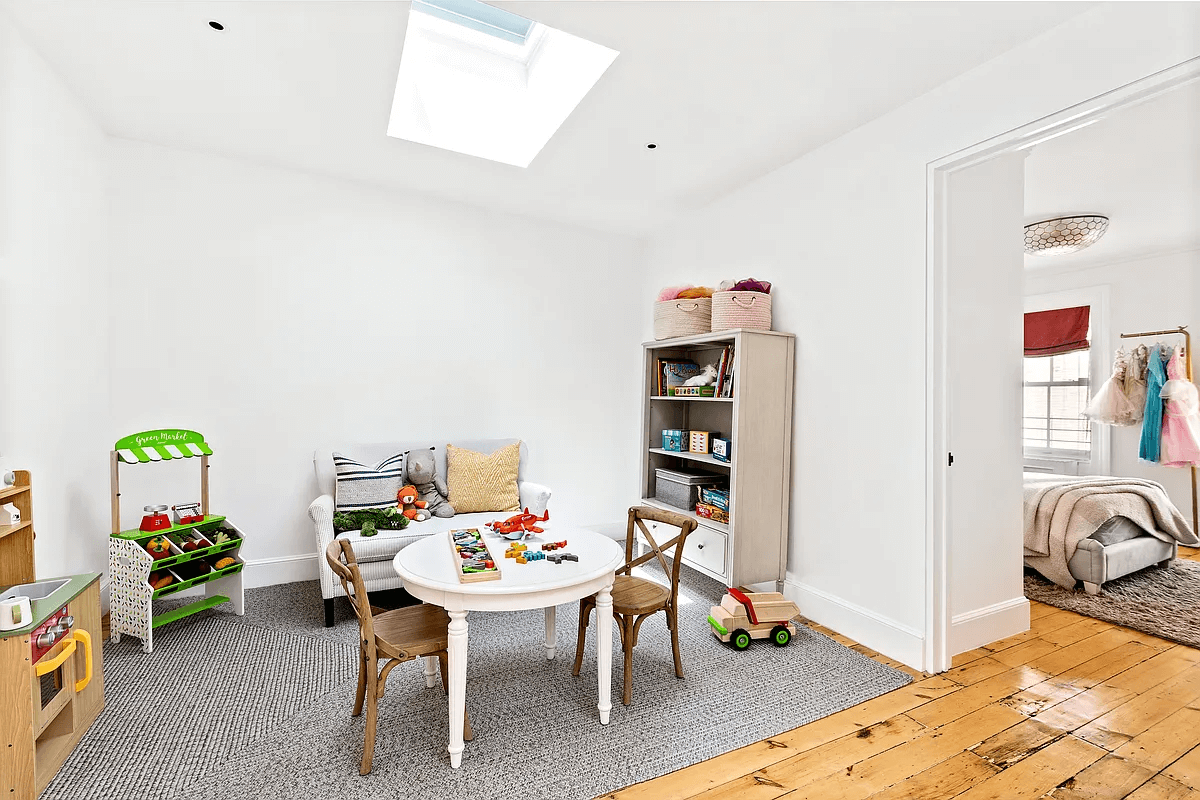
[683,525,726,578]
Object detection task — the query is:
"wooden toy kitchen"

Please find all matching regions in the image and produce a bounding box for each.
[0,471,105,800]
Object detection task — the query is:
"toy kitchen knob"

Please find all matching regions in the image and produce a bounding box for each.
[57,616,75,629]
[34,632,58,649]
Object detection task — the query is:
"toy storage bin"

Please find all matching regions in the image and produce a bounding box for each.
[654,298,712,340]
[654,468,724,511]
[711,290,772,332]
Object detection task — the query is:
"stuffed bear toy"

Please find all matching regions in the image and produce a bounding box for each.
[405,447,455,518]
[396,484,429,522]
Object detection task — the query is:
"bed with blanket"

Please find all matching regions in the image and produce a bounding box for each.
[1023,473,1198,594]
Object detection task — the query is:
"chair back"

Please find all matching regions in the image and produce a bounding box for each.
[622,505,698,608]
[325,539,376,645]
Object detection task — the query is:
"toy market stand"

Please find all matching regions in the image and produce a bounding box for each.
[108,429,245,653]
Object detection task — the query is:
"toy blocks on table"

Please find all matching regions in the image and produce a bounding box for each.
[541,540,568,552]
[504,542,529,559]
[547,552,579,564]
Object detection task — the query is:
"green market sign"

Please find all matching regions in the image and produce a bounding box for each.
[114,429,213,463]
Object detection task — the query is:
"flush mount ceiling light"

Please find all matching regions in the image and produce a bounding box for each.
[388,0,618,167]
[1024,215,1110,256]
[208,20,224,31]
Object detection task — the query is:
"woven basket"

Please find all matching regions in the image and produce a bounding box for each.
[711,290,772,331]
[653,298,712,340]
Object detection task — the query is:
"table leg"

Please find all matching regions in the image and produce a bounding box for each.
[447,610,469,768]
[544,605,557,660]
[423,655,438,688]
[596,580,614,725]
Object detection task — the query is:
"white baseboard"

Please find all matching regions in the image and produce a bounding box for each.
[785,579,926,671]
[244,553,319,589]
[950,596,1030,655]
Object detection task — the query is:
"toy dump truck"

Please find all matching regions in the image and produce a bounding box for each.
[708,588,800,650]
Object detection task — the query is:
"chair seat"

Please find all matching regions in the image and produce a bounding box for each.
[611,575,670,615]
[373,603,450,659]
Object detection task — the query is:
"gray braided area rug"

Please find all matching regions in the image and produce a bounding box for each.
[1025,558,1200,648]
[44,572,910,800]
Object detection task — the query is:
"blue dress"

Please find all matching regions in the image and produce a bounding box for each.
[1139,345,1167,463]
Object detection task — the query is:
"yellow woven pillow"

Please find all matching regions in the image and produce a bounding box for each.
[446,442,521,514]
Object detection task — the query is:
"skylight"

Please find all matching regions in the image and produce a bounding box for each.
[388,0,619,168]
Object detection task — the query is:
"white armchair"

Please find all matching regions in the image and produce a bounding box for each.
[309,439,550,626]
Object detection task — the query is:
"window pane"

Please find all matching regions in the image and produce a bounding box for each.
[1024,356,1051,382]
[1052,351,1089,382]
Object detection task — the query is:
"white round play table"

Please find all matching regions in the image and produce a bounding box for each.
[393,526,623,768]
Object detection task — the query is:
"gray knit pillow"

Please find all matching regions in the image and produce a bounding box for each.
[333,451,406,512]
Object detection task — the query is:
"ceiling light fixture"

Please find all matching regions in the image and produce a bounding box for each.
[1024,215,1110,256]
[645,143,658,150]
[208,20,224,31]
[388,0,618,167]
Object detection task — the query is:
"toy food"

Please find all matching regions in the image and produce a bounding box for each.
[212,531,231,545]
[149,572,174,590]
[145,536,172,560]
[396,484,429,521]
[213,556,237,570]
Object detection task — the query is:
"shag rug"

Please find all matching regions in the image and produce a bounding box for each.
[44,571,910,800]
[1025,558,1200,648]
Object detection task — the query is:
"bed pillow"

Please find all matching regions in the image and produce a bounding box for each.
[446,442,521,514]
[333,451,406,511]
[1088,516,1149,547]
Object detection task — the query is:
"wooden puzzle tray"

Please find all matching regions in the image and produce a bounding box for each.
[449,528,501,583]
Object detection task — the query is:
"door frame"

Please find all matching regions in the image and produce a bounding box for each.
[924,55,1200,673]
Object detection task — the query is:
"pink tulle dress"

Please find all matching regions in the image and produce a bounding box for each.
[1159,346,1200,467]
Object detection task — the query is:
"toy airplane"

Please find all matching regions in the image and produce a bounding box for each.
[486,508,551,539]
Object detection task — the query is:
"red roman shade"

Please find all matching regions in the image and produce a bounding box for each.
[1024,305,1090,357]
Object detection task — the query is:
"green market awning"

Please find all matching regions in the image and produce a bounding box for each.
[114,430,213,464]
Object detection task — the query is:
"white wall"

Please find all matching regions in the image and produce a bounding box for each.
[642,3,1200,669]
[0,15,112,579]
[106,140,645,584]
[1025,248,1200,515]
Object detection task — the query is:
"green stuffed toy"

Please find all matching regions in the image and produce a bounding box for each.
[333,507,410,538]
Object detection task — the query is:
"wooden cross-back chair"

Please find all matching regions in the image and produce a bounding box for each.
[572,505,698,705]
[325,539,472,775]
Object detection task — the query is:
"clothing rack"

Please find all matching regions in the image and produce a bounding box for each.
[1118,325,1196,535]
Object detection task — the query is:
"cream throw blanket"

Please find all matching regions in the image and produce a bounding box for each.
[1023,473,1197,589]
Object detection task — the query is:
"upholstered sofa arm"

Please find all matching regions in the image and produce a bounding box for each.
[519,481,552,515]
[309,494,338,599]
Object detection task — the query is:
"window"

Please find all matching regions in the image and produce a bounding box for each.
[1023,349,1091,459]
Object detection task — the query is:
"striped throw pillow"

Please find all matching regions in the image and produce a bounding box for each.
[333,451,406,512]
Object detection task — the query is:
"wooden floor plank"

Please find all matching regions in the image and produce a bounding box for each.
[1103,647,1200,694]
[783,705,1025,800]
[1123,774,1200,800]
[1113,706,1200,773]
[907,667,1049,729]
[1164,744,1200,791]
[683,716,925,800]
[952,735,1106,800]
[1077,665,1200,751]
[945,657,1013,687]
[1040,618,1115,648]
[1049,753,1156,800]
[859,751,1000,800]
[1043,641,1160,691]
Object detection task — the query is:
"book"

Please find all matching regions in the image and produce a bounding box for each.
[715,346,730,397]
[661,360,700,395]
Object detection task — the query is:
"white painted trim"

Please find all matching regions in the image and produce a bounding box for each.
[787,579,925,671]
[244,552,319,588]
[1024,284,1112,476]
[949,596,1030,655]
[925,55,1200,675]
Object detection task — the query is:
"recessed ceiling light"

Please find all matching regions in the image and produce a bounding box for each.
[388,0,619,168]
[208,20,225,31]
[645,143,658,150]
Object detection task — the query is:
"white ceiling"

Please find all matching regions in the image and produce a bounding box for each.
[1024,80,1200,270]
[4,1,1089,236]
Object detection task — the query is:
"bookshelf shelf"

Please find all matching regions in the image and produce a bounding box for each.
[641,328,795,589]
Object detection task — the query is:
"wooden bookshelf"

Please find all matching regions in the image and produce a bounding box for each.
[0,471,35,585]
[641,329,795,588]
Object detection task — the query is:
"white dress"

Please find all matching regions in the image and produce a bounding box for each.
[1084,348,1139,426]
[1123,344,1148,424]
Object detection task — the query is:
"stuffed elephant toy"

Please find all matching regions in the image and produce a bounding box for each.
[405,448,455,518]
